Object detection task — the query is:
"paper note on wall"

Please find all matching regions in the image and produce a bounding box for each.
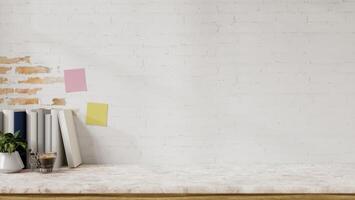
[86,102,108,126]
[64,68,87,93]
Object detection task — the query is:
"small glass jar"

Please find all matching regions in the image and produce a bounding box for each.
[38,152,57,173]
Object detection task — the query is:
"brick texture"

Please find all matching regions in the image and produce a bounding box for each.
[0,66,11,74]
[18,77,63,84]
[0,56,64,105]
[0,77,8,84]
[16,66,50,74]
[7,98,39,105]
[51,98,66,105]
[15,88,42,95]
[0,56,30,64]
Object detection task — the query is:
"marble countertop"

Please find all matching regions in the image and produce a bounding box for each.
[1,164,355,193]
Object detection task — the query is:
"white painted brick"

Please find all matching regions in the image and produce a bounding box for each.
[1,0,355,165]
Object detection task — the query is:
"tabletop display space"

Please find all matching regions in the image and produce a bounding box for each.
[1,164,355,194]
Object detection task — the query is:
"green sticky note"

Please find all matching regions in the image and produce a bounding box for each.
[86,102,108,126]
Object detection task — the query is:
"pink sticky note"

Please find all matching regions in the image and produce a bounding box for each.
[64,68,87,93]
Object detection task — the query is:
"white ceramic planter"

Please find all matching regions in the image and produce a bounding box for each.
[0,151,24,173]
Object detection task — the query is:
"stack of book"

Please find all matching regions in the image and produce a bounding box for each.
[0,109,82,169]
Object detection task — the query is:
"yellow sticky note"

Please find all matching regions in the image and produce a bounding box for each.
[86,102,108,126]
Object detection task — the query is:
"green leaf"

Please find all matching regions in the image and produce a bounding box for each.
[4,133,13,139]
[14,131,20,139]
[9,143,15,153]
[19,143,27,150]
[0,131,27,153]
[4,143,9,152]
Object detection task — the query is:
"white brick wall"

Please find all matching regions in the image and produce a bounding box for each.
[1,0,355,165]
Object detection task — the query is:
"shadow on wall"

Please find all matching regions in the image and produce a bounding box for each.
[73,113,142,164]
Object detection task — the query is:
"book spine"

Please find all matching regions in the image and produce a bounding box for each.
[14,111,27,167]
[37,109,45,153]
[59,110,82,168]
[26,111,38,168]
[51,109,66,168]
[3,110,14,133]
[0,111,3,133]
[45,114,52,153]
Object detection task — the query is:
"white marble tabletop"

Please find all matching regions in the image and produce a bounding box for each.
[0,164,355,194]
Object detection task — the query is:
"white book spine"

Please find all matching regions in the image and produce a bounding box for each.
[45,114,52,153]
[51,109,65,168]
[37,109,45,153]
[26,111,37,168]
[26,111,38,153]
[3,110,14,133]
[59,110,82,168]
[0,111,3,133]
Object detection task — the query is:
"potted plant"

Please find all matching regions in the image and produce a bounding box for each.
[0,131,27,173]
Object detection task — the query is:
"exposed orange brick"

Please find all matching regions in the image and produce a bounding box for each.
[0,77,8,84]
[0,88,14,95]
[0,56,30,64]
[16,66,50,74]
[15,88,42,95]
[52,98,66,105]
[7,98,39,105]
[18,77,63,84]
[0,67,11,74]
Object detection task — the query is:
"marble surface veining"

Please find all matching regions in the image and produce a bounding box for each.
[1,164,355,193]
